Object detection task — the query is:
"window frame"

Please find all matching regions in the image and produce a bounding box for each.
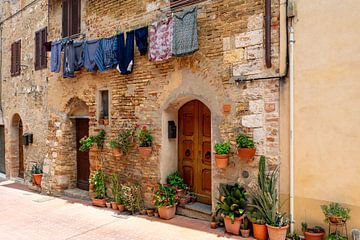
[35,27,48,71]
[170,0,205,8]
[11,40,21,77]
[62,0,81,38]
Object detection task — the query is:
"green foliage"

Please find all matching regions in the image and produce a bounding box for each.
[241,217,249,230]
[108,128,134,154]
[327,232,347,240]
[302,222,325,233]
[166,171,187,190]
[110,174,124,204]
[247,210,266,224]
[152,183,179,208]
[321,202,350,223]
[216,183,247,223]
[31,164,42,175]
[79,130,106,152]
[248,155,289,227]
[137,125,153,147]
[214,141,231,155]
[89,169,107,199]
[287,232,301,240]
[122,183,143,214]
[236,133,255,148]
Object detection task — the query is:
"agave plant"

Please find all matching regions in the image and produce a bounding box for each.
[216,183,247,223]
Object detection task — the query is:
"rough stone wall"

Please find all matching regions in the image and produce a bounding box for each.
[43,0,281,207]
[1,0,49,181]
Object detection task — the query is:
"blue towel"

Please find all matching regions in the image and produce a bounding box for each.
[94,36,118,72]
[63,39,75,78]
[116,31,134,74]
[135,26,148,56]
[50,41,62,73]
[74,42,84,71]
[84,39,100,72]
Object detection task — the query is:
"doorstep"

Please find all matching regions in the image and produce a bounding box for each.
[176,202,212,221]
[64,188,91,201]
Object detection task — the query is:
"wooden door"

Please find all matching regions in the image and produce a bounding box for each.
[76,119,90,191]
[18,120,24,178]
[0,126,5,173]
[179,100,212,204]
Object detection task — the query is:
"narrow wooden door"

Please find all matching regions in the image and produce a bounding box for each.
[76,119,90,191]
[0,126,5,173]
[18,120,24,178]
[179,100,212,204]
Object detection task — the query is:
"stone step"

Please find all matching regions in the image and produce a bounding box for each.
[64,188,91,201]
[176,202,212,221]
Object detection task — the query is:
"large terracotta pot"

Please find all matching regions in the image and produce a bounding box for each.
[224,215,244,235]
[92,198,106,207]
[32,174,43,186]
[138,147,152,157]
[266,224,289,240]
[112,148,122,158]
[215,154,229,168]
[253,223,268,240]
[237,148,256,161]
[304,231,325,240]
[158,205,176,220]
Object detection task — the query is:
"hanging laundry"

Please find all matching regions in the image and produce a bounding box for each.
[149,17,173,61]
[116,31,134,74]
[74,42,84,71]
[63,39,75,78]
[172,7,199,56]
[84,39,100,72]
[94,36,118,72]
[50,40,62,73]
[135,26,148,56]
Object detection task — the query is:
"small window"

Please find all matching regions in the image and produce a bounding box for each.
[99,90,109,124]
[170,0,204,8]
[11,40,21,76]
[62,0,81,37]
[35,27,47,70]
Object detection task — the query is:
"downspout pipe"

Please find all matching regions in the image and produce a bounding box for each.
[265,0,272,68]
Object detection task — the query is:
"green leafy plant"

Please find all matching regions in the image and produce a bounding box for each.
[122,183,143,214]
[287,232,301,240]
[321,202,350,223]
[216,183,247,223]
[236,133,255,148]
[110,174,123,204]
[241,217,250,230]
[214,141,231,155]
[137,125,153,147]
[301,222,324,233]
[166,171,187,190]
[151,183,179,208]
[248,156,289,227]
[327,232,347,240]
[108,128,134,154]
[31,164,43,174]
[89,169,107,199]
[247,210,266,224]
[79,130,106,152]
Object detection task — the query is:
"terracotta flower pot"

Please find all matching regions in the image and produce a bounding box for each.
[215,154,229,168]
[138,147,152,157]
[176,188,185,196]
[111,202,118,210]
[253,223,268,240]
[237,148,256,161]
[89,183,94,191]
[32,173,43,186]
[266,224,289,240]
[105,202,111,208]
[158,205,176,220]
[328,216,345,224]
[304,231,325,240]
[117,204,125,212]
[140,209,147,215]
[92,198,106,207]
[224,215,244,235]
[112,148,122,158]
[210,221,217,229]
[154,212,159,218]
[146,209,154,216]
[241,229,250,238]
[103,119,109,125]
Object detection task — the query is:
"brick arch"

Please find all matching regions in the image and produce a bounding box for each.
[64,97,89,117]
[8,113,24,178]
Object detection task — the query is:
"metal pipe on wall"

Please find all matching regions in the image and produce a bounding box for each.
[265,0,272,68]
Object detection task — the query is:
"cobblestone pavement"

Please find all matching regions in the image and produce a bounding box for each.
[0,180,249,240]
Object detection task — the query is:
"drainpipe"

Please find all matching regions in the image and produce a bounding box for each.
[265,0,272,68]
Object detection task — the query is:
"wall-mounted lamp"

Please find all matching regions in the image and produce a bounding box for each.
[168,121,176,139]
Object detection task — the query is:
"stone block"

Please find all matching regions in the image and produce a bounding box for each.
[235,30,263,49]
[249,100,264,114]
[242,114,263,128]
[224,48,245,63]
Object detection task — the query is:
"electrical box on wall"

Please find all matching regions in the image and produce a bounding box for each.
[168,121,176,139]
[22,133,33,146]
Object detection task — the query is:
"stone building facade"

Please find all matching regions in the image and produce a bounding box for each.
[1,0,282,209]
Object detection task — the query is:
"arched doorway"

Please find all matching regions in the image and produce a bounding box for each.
[11,114,24,178]
[178,100,211,204]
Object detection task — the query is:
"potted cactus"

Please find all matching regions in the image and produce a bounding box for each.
[31,163,43,186]
[236,133,256,161]
[248,210,268,240]
[214,141,231,168]
[240,217,250,238]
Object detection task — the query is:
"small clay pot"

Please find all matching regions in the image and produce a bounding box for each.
[215,154,229,168]
[210,221,217,229]
[103,119,109,125]
[240,229,250,238]
[117,204,125,212]
[158,205,176,220]
[138,147,152,157]
[266,224,289,240]
[146,209,154,216]
[111,202,118,210]
[32,174,43,186]
[304,231,325,240]
[140,209,147,215]
[154,212,159,218]
[176,188,185,196]
[105,202,111,208]
[92,198,106,207]
[237,148,256,161]
[328,216,345,224]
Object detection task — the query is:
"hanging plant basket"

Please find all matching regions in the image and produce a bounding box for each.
[138,146,152,157]
[237,148,256,161]
[215,154,229,168]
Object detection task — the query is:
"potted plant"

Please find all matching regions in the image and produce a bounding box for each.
[302,222,325,240]
[166,171,187,195]
[190,192,197,202]
[31,163,43,186]
[321,202,350,224]
[249,156,289,240]
[240,217,250,238]
[136,125,153,157]
[122,183,144,215]
[210,213,217,229]
[111,174,125,212]
[108,127,135,158]
[236,133,256,161]
[248,210,268,240]
[89,169,107,207]
[327,232,347,240]
[152,183,179,220]
[99,111,109,125]
[79,130,106,153]
[216,183,247,235]
[214,141,231,168]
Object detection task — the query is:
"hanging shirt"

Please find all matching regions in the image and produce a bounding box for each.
[94,36,118,72]
[50,40,62,73]
[63,39,75,78]
[135,26,148,56]
[172,7,199,56]
[149,17,173,61]
[116,31,134,75]
[84,39,100,72]
[74,42,84,71]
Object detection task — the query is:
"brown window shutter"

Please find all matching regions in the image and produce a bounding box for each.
[62,0,69,37]
[71,0,81,36]
[10,43,14,75]
[35,31,40,70]
[40,28,47,68]
[16,41,21,75]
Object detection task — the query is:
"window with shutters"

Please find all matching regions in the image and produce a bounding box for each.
[35,27,47,70]
[170,0,204,8]
[62,0,81,38]
[11,40,21,77]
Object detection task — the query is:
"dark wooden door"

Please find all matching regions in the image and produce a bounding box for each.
[76,119,90,191]
[179,100,212,204]
[18,120,24,178]
[0,126,5,173]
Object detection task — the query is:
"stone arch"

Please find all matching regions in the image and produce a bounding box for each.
[9,113,24,178]
[64,97,89,117]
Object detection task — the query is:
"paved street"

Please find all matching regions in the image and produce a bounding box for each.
[0,179,246,240]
